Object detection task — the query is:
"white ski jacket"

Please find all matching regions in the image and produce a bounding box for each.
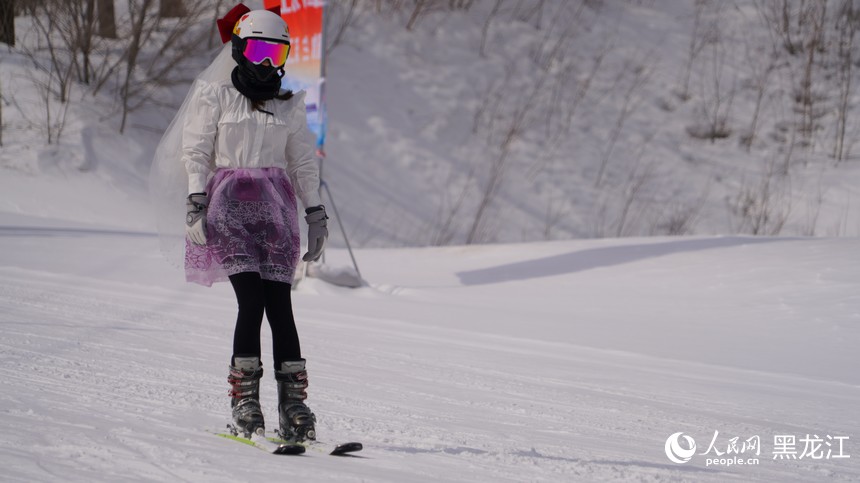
[181,78,322,208]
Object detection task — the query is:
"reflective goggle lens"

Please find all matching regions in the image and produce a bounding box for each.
[243,39,290,66]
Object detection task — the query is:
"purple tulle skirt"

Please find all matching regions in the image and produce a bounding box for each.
[185,168,300,287]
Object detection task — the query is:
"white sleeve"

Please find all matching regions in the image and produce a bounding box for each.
[181,80,221,194]
[285,95,322,209]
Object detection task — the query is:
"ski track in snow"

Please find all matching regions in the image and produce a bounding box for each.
[1,224,859,482]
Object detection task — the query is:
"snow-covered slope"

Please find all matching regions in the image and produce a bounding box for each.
[0,211,857,482]
[280,0,860,243]
[3,1,860,245]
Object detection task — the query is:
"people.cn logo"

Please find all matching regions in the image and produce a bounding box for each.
[665,432,697,464]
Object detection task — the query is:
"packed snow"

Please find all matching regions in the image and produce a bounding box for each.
[0,212,858,482]
[1,1,860,481]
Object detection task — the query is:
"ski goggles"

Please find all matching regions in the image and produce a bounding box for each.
[242,38,291,66]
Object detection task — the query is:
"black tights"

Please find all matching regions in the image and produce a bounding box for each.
[228,272,301,368]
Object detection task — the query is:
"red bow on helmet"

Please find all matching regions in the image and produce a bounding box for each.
[216,3,281,44]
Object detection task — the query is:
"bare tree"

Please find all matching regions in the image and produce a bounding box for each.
[465,3,586,244]
[430,167,474,246]
[753,0,859,163]
[466,93,529,243]
[119,0,156,133]
[595,56,653,187]
[565,37,612,133]
[97,0,117,38]
[324,0,360,55]
[739,39,778,151]
[0,0,13,46]
[599,129,657,237]
[541,186,569,239]
[12,1,84,144]
[686,17,735,144]
[613,160,655,237]
[800,177,826,236]
[730,156,791,235]
[654,199,705,236]
[159,0,186,18]
[206,0,226,48]
[372,0,408,16]
[756,0,801,55]
[449,0,474,9]
[832,0,857,162]
[106,0,209,132]
[75,0,99,85]
[465,59,544,243]
[479,0,503,58]
[38,65,73,145]
[677,0,708,101]
[512,0,547,29]
[402,0,475,30]
[795,0,828,149]
[26,8,75,104]
[16,47,73,145]
[406,0,437,31]
[23,0,107,93]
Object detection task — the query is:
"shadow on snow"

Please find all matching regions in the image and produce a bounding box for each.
[457,236,799,286]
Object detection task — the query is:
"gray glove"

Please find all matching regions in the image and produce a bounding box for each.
[185,192,208,245]
[302,206,328,262]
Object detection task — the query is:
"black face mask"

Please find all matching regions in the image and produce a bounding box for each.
[231,66,281,101]
[239,58,283,83]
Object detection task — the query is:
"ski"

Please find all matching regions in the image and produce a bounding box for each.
[211,428,363,456]
[214,428,306,455]
[267,434,364,456]
[328,441,364,456]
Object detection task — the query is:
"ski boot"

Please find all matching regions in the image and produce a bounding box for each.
[227,356,265,438]
[275,359,317,442]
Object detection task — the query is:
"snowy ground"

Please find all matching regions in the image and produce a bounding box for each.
[1,211,858,482]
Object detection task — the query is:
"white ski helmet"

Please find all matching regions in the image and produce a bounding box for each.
[232,9,290,43]
[231,10,291,82]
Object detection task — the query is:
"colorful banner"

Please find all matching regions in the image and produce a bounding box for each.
[264,0,326,148]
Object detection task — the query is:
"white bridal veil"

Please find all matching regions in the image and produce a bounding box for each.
[148,44,235,268]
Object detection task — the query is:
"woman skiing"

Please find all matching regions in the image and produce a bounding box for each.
[152,6,327,443]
